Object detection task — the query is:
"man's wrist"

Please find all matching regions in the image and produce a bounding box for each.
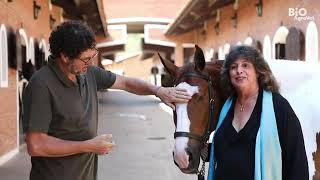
[82,140,92,153]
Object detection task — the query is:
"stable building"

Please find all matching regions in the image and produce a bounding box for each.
[102,0,320,179]
[104,0,319,85]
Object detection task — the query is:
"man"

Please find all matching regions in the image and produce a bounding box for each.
[22,21,191,180]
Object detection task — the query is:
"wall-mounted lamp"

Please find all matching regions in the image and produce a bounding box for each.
[214,9,220,35]
[280,21,284,26]
[49,15,56,29]
[202,21,208,34]
[216,9,220,22]
[33,1,41,20]
[231,12,238,28]
[214,22,220,35]
[255,0,263,17]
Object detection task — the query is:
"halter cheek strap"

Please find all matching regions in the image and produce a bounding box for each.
[173,72,215,145]
[173,72,217,179]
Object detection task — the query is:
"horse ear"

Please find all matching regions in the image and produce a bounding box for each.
[194,45,206,71]
[158,52,177,76]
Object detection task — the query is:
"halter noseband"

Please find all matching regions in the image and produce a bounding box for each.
[173,72,216,145]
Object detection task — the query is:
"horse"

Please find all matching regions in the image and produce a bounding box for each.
[158,45,228,175]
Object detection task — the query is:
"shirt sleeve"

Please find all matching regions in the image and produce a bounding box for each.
[91,66,116,90]
[273,93,309,180]
[22,78,52,133]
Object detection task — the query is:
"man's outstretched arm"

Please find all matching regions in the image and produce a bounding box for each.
[110,75,191,109]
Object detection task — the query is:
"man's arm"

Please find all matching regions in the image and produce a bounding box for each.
[26,132,115,157]
[110,75,191,109]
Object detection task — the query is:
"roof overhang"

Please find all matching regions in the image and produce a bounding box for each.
[108,17,173,33]
[165,0,235,35]
[51,0,108,37]
[96,25,127,58]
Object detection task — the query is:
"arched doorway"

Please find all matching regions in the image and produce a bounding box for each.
[244,36,262,52]
[223,43,230,56]
[17,28,30,145]
[28,37,35,66]
[306,21,319,63]
[285,27,305,61]
[244,37,253,46]
[205,48,214,62]
[39,39,48,61]
[213,51,219,61]
[0,24,8,87]
[273,26,289,60]
[218,46,224,60]
[263,35,272,61]
[17,29,28,72]
[35,39,47,70]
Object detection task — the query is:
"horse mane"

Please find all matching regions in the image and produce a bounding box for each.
[206,60,224,80]
[205,61,229,128]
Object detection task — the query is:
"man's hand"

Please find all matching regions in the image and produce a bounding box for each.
[156,87,191,110]
[86,134,115,155]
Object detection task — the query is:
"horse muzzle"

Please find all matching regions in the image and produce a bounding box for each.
[173,146,201,174]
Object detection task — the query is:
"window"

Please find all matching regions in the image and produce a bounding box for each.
[272,26,289,60]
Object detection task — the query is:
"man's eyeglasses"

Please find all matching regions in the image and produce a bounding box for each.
[78,50,99,64]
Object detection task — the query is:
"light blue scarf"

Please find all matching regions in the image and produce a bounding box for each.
[208,91,282,180]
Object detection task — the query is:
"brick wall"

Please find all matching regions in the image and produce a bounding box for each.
[0,68,17,156]
[191,0,320,58]
[0,0,62,158]
[0,0,62,41]
[104,0,190,20]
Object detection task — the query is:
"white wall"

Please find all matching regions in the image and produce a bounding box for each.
[269,60,320,179]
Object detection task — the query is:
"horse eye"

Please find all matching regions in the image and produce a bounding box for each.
[193,93,203,101]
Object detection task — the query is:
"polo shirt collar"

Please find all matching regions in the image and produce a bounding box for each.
[48,56,79,87]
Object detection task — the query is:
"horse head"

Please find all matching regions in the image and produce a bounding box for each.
[159,45,227,174]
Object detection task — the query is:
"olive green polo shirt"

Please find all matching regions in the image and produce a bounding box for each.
[22,57,116,180]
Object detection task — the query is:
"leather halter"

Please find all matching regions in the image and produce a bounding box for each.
[173,72,216,144]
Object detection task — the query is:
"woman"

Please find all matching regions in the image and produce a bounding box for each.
[208,46,308,180]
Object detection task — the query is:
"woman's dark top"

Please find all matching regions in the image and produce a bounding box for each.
[213,90,308,180]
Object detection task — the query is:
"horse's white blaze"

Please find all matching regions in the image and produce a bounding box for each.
[174,82,199,168]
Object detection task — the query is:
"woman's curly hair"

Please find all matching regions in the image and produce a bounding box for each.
[49,21,96,59]
[221,45,280,96]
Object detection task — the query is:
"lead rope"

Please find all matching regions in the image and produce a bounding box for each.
[197,161,206,180]
[197,141,208,180]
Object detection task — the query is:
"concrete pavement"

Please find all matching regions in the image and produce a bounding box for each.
[0,145,30,180]
[97,90,195,180]
[0,90,196,180]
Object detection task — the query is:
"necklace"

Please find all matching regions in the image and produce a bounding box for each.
[239,104,244,112]
[237,91,259,112]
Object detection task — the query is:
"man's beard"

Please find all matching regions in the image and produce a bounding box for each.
[69,64,86,75]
